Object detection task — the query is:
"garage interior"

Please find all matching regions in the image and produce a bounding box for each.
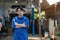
[0,0,60,40]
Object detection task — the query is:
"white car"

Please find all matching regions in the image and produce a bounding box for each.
[8,5,31,14]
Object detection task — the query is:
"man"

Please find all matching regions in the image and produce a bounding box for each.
[0,19,2,38]
[11,7,29,40]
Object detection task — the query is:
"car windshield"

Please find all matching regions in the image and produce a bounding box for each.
[11,5,26,9]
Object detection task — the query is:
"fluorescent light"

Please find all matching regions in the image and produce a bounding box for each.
[15,1,18,3]
[39,0,43,3]
[31,4,35,8]
[47,0,60,5]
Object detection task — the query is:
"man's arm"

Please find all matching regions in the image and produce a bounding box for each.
[15,17,29,28]
[11,18,16,28]
[15,22,26,28]
[0,22,2,30]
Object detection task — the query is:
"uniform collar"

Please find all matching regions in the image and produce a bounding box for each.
[18,16,24,19]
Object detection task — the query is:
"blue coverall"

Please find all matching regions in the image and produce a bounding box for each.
[11,16,29,40]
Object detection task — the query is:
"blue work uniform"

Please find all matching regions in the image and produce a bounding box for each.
[11,16,29,40]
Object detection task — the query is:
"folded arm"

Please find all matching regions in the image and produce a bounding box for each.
[15,22,26,28]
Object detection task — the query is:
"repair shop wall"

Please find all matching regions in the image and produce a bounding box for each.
[4,3,10,18]
[0,3,2,17]
[4,1,27,17]
[0,0,28,18]
[0,2,10,17]
[0,0,39,17]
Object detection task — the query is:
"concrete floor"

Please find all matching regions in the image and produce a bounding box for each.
[0,36,13,40]
[0,36,50,40]
[0,36,41,40]
[0,35,59,40]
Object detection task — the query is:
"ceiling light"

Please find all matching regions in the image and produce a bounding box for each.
[47,0,60,5]
[15,1,18,3]
[39,0,43,3]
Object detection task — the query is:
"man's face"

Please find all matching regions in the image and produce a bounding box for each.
[17,9,23,16]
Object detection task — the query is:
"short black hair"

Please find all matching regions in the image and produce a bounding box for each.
[16,6,24,12]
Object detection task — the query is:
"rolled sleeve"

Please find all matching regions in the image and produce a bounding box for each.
[25,18,29,28]
[11,19,15,28]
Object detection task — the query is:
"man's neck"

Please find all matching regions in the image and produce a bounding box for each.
[18,15,23,18]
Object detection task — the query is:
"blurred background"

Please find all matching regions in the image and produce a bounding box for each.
[0,0,60,40]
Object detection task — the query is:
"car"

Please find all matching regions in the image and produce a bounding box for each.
[8,4,31,20]
[8,4,31,14]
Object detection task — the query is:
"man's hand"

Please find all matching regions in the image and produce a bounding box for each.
[15,22,26,28]
[22,22,26,27]
[15,22,21,28]
[23,22,25,24]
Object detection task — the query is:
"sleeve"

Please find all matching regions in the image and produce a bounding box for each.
[25,17,29,28]
[11,18,15,28]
